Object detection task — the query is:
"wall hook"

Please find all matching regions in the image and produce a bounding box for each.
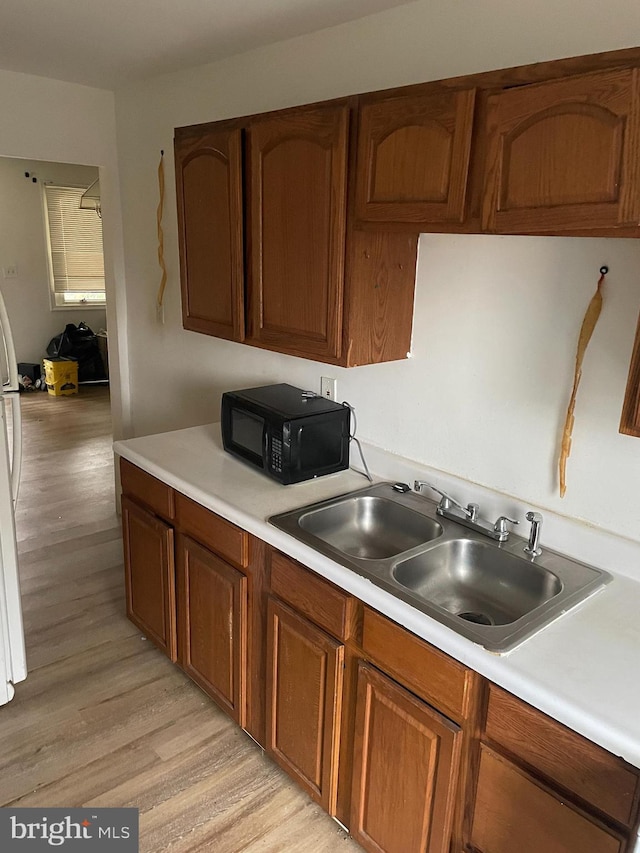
[599,265,609,275]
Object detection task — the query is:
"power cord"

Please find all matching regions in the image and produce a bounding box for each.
[341,401,372,482]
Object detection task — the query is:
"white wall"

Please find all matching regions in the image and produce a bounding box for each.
[113,0,640,545]
[0,158,106,364]
[0,69,128,437]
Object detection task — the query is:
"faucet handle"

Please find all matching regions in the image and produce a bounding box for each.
[494,516,518,536]
[414,481,465,514]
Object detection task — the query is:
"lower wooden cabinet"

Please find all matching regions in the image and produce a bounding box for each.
[119,462,640,853]
[122,495,177,662]
[471,746,626,853]
[266,596,344,814]
[350,661,462,853]
[177,534,248,726]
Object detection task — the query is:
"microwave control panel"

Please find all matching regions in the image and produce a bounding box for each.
[270,436,283,474]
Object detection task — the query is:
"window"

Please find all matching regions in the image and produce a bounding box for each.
[43,184,105,308]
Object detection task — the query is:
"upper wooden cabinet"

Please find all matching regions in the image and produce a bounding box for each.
[174,125,244,341]
[245,104,349,361]
[355,87,476,227]
[175,103,418,367]
[482,68,640,233]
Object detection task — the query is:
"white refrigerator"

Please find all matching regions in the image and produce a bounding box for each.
[0,289,25,705]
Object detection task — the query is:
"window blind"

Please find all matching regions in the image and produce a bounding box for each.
[44,185,105,305]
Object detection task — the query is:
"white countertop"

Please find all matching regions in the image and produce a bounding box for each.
[114,423,640,771]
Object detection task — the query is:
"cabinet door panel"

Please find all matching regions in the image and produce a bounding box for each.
[247,104,348,360]
[485,684,640,827]
[356,88,476,225]
[482,68,640,232]
[266,597,344,813]
[178,535,247,725]
[471,746,624,853]
[122,496,177,661]
[174,126,244,340]
[350,662,461,853]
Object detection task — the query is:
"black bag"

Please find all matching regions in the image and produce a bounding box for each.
[46,323,107,383]
[46,325,74,358]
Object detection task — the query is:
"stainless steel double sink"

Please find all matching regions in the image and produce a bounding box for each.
[269,482,611,652]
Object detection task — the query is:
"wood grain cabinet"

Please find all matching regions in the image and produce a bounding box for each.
[119,459,264,739]
[355,87,476,227]
[350,661,462,853]
[121,460,177,662]
[266,596,344,814]
[265,551,355,814]
[470,684,640,853]
[245,103,349,361]
[176,534,247,726]
[481,67,640,233]
[620,310,640,437]
[174,102,419,367]
[122,494,177,662]
[119,459,640,851]
[174,124,244,341]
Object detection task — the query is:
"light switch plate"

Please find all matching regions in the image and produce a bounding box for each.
[3,265,17,279]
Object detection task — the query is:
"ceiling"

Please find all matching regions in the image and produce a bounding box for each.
[0,0,417,90]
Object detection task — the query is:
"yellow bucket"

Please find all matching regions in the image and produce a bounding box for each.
[43,358,78,396]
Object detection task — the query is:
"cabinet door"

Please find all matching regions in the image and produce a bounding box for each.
[620,309,640,437]
[122,496,177,661]
[266,597,344,814]
[350,662,461,853]
[482,68,640,233]
[246,103,349,361]
[174,125,244,340]
[177,536,247,725]
[355,88,476,225]
[471,746,625,853]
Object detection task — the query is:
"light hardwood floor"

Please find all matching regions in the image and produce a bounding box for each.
[1,386,358,852]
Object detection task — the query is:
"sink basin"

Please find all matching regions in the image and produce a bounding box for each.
[298,495,442,559]
[392,539,562,626]
[269,481,611,651]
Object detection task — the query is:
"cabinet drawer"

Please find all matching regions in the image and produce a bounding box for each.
[120,458,175,521]
[472,745,625,853]
[361,607,473,723]
[269,551,355,641]
[485,684,640,827]
[175,493,248,569]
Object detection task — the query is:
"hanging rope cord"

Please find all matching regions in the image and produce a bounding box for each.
[558,266,608,497]
[156,150,168,312]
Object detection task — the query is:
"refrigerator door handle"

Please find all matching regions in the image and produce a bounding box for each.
[8,395,21,504]
[0,290,18,393]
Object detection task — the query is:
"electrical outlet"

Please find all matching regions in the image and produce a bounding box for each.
[320,376,337,401]
[3,265,17,279]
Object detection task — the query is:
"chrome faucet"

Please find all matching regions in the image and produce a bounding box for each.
[414,481,518,543]
[524,511,543,557]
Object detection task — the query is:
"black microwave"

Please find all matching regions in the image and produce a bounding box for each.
[221,384,350,484]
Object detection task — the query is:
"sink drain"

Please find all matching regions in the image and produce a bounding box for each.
[458,611,494,626]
